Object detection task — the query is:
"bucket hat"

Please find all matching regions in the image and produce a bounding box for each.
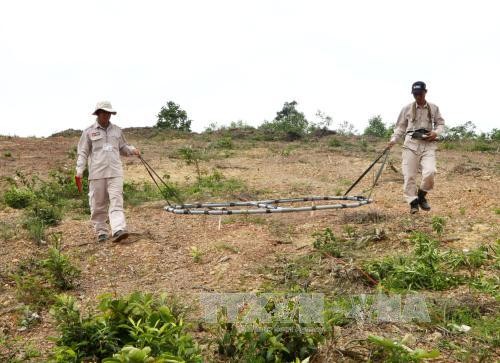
[92,100,117,115]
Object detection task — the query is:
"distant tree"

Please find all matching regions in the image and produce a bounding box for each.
[364,115,387,137]
[337,121,357,136]
[312,110,333,130]
[156,101,192,131]
[489,128,500,141]
[445,121,477,140]
[260,100,309,140]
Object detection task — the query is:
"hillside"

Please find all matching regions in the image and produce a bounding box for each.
[0,130,498,362]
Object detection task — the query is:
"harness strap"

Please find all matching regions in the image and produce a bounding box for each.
[411,101,433,130]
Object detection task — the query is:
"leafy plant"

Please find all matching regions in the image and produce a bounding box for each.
[185,170,245,198]
[215,297,324,362]
[42,234,80,290]
[431,216,446,236]
[50,292,201,362]
[124,181,162,207]
[3,186,34,209]
[367,335,439,362]
[312,228,343,257]
[26,199,62,226]
[365,232,461,290]
[178,146,203,181]
[189,246,203,263]
[212,136,234,150]
[24,216,46,244]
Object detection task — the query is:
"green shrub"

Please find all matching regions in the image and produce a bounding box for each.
[365,232,461,290]
[50,292,201,362]
[14,273,55,310]
[3,186,34,209]
[123,181,162,207]
[215,298,324,362]
[27,200,62,226]
[329,138,342,148]
[42,235,80,290]
[186,170,245,198]
[212,136,234,149]
[367,335,439,362]
[25,216,46,244]
[431,216,446,236]
[313,228,343,257]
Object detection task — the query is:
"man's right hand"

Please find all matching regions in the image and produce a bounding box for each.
[75,175,83,193]
[387,140,396,149]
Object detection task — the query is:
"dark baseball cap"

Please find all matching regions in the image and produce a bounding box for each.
[411,81,427,95]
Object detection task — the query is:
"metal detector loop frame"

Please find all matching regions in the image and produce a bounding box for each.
[164,195,372,215]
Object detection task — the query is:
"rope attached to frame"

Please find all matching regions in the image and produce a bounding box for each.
[139,148,389,215]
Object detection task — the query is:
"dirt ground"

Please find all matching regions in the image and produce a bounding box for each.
[0,132,498,362]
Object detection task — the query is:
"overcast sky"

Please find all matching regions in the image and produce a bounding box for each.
[1,0,499,137]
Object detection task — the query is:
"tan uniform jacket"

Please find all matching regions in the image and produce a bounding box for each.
[76,122,135,180]
[390,102,445,150]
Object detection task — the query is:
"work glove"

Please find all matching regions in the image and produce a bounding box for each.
[75,175,83,193]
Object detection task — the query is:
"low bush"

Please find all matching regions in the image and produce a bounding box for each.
[3,186,34,209]
[365,232,462,290]
[313,228,343,257]
[42,235,80,290]
[367,335,439,362]
[50,292,201,362]
[215,296,324,362]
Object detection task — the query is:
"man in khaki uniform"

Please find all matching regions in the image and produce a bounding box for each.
[76,101,140,242]
[388,81,445,214]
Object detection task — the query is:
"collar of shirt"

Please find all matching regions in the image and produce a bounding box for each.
[415,102,428,109]
[93,121,113,131]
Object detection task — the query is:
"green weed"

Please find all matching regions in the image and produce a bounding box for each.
[365,232,461,290]
[215,296,324,362]
[313,228,343,257]
[24,216,46,244]
[185,170,245,198]
[431,216,446,236]
[3,187,34,209]
[190,246,203,263]
[49,292,201,362]
[42,234,80,290]
[123,181,162,207]
[367,335,439,362]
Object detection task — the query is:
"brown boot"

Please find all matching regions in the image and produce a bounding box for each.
[418,189,431,211]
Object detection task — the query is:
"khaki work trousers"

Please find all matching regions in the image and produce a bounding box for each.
[89,177,127,236]
[402,143,436,204]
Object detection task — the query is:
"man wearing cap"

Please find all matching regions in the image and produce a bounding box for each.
[388,82,445,214]
[76,101,140,242]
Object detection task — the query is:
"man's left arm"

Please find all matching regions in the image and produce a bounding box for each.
[119,132,140,156]
[426,105,445,141]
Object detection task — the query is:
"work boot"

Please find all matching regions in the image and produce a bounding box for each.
[112,230,129,243]
[410,199,419,214]
[417,189,431,211]
[97,233,108,242]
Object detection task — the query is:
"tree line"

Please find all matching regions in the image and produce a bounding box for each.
[155,100,500,141]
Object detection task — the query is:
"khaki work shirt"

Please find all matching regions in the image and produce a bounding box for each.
[390,102,445,149]
[76,122,135,180]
